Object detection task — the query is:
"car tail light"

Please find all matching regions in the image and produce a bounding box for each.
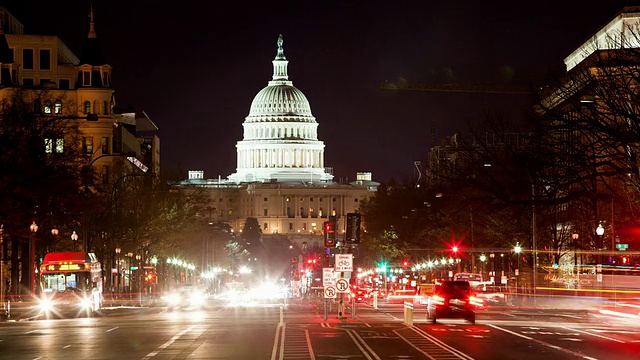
[431,295,445,306]
[469,296,484,307]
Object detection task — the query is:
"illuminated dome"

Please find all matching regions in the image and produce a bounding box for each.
[248,85,313,118]
[228,34,333,184]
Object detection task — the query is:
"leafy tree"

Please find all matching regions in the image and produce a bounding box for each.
[0,89,86,293]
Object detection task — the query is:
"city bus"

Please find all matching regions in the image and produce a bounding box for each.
[38,252,103,317]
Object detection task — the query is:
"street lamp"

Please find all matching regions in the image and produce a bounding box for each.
[0,225,4,316]
[596,223,604,284]
[514,243,521,300]
[29,221,38,294]
[479,254,486,280]
[71,231,78,251]
[115,247,121,295]
[51,227,59,252]
[82,151,138,252]
[135,254,142,306]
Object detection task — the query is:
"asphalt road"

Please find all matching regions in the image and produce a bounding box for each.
[0,298,639,360]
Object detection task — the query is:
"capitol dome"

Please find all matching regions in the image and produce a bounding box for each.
[248,85,313,118]
[228,34,333,184]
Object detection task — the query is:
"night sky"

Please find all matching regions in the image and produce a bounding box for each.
[3,0,635,183]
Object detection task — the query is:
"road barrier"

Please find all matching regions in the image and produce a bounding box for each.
[403,301,413,326]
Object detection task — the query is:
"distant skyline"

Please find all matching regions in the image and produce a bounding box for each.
[3,0,635,183]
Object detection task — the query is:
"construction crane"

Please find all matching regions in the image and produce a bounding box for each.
[380,79,533,95]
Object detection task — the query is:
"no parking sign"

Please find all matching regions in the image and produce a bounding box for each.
[324,286,337,298]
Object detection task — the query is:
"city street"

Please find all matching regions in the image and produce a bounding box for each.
[0,298,639,360]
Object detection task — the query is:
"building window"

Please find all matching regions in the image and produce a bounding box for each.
[320,198,323,202]
[54,100,62,114]
[22,78,34,87]
[59,79,70,89]
[102,71,109,86]
[39,78,50,86]
[228,209,232,215]
[44,138,64,154]
[84,101,91,114]
[264,197,268,201]
[333,198,336,202]
[101,137,109,154]
[83,71,90,86]
[43,100,52,114]
[263,223,268,230]
[264,209,268,216]
[102,101,108,114]
[354,198,359,202]
[83,137,94,154]
[101,165,109,185]
[39,49,51,70]
[289,223,293,230]
[310,198,313,202]
[22,49,33,70]
[302,223,307,231]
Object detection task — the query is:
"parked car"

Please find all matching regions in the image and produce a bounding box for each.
[426,280,483,324]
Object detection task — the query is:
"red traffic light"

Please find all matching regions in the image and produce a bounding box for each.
[402,259,409,267]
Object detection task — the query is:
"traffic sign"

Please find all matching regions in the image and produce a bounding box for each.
[323,267,335,286]
[616,243,629,250]
[335,254,353,272]
[336,278,350,293]
[324,286,337,299]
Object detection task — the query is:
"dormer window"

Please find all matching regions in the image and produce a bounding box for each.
[102,71,109,86]
[83,71,90,86]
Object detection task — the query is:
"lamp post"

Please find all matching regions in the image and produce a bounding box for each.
[514,243,521,301]
[83,151,138,252]
[135,254,142,306]
[115,247,121,295]
[71,231,78,251]
[596,223,604,285]
[0,224,4,316]
[50,228,58,253]
[29,221,38,295]
[127,252,133,293]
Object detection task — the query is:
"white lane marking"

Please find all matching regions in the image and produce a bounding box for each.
[346,329,378,360]
[489,325,598,360]
[141,324,196,359]
[561,326,625,343]
[105,327,119,333]
[63,345,71,349]
[305,329,316,360]
[270,323,283,360]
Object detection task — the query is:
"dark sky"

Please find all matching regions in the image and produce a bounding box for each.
[3,0,635,183]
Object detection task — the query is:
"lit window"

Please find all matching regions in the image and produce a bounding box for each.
[84,101,91,114]
[83,137,93,154]
[43,100,52,114]
[54,101,62,114]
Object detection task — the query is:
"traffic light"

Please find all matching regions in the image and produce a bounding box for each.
[622,256,629,265]
[402,259,410,268]
[345,213,361,243]
[323,221,336,247]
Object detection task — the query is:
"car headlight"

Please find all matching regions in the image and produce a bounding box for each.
[38,298,53,312]
[80,297,93,309]
[167,293,181,305]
